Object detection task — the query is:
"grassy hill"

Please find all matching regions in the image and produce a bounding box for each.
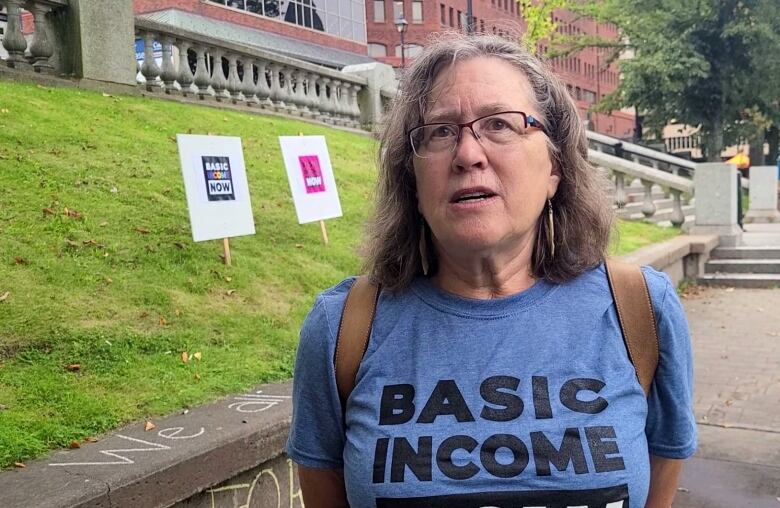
[0,80,677,468]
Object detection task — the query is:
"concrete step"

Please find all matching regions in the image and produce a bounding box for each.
[710,247,780,260]
[705,259,780,274]
[697,273,780,289]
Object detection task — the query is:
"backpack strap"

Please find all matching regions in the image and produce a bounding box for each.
[605,258,660,396]
[334,276,381,413]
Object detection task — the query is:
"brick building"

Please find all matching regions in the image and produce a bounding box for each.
[366,0,635,138]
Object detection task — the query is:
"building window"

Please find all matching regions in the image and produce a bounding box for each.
[396,43,423,57]
[440,3,446,24]
[285,0,324,30]
[373,0,385,22]
[368,42,387,57]
[480,19,485,32]
[393,0,403,20]
[412,0,422,23]
[457,10,462,29]
[449,7,454,26]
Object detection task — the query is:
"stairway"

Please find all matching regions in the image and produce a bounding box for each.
[699,246,780,288]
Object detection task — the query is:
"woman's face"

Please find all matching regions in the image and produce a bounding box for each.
[413,56,561,260]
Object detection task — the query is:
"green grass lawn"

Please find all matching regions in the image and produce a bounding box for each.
[0,80,678,468]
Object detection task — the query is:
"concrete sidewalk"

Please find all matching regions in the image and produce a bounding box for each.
[674,223,780,508]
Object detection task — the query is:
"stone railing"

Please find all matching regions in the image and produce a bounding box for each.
[589,149,695,227]
[0,0,67,74]
[587,130,698,179]
[134,18,368,129]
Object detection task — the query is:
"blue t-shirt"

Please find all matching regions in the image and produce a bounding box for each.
[287,264,696,508]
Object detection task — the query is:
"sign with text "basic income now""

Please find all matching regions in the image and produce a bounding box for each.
[177,134,256,242]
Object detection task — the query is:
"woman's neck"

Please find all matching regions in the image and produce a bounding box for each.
[431,237,537,299]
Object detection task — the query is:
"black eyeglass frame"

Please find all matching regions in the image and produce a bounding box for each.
[407,110,549,158]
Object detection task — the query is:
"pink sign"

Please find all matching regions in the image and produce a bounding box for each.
[299,155,326,194]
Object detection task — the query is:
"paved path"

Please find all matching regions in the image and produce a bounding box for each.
[675,223,780,507]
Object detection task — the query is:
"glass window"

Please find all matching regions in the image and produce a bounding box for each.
[457,10,462,28]
[393,1,404,20]
[412,0,422,23]
[374,0,385,22]
[368,43,387,57]
[449,7,453,26]
[440,3,445,24]
[395,43,422,57]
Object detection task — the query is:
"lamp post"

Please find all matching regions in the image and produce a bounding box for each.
[395,15,408,68]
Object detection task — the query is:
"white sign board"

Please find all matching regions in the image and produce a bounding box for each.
[177,134,256,242]
[279,136,343,224]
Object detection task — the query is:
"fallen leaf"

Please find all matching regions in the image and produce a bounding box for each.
[181,351,189,363]
[226,289,236,296]
[104,277,113,284]
[159,316,167,326]
[69,440,81,449]
[224,276,232,282]
[144,421,156,432]
[175,308,181,316]
[194,373,201,380]
[725,287,735,292]
[64,208,83,219]
[134,227,150,234]
[0,404,8,410]
[725,399,733,406]
[0,108,9,114]
[84,437,99,443]
[139,311,149,319]
[173,242,185,250]
[0,292,9,302]
[14,463,26,469]
[295,244,304,249]
[168,136,176,143]
[64,239,79,248]
[13,256,27,265]
[193,352,202,361]
[82,239,102,247]
[99,221,108,227]
[42,207,55,216]
[66,364,81,371]
[102,93,112,98]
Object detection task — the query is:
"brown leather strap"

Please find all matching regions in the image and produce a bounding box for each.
[605,258,660,396]
[334,276,381,413]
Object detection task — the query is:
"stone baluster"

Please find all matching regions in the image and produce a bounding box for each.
[338,82,350,126]
[614,173,626,209]
[319,77,333,123]
[193,45,211,99]
[176,41,195,96]
[306,72,320,118]
[670,189,685,227]
[2,0,28,69]
[255,60,273,108]
[240,57,258,106]
[291,69,308,116]
[140,32,161,91]
[640,178,657,218]
[282,67,298,115]
[268,63,286,111]
[329,79,342,125]
[28,2,54,73]
[160,36,177,94]
[210,48,229,101]
[348,83,361,128]
[226,53,242,103]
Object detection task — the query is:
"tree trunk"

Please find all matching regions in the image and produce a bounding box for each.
[703,116,725,162]
[749,128,765,166]
[767,125,779,166]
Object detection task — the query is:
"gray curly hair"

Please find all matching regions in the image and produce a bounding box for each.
[363,32,613,291]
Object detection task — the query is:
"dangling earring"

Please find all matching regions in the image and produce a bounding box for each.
[546,199,555,259]
[419,222,430,276]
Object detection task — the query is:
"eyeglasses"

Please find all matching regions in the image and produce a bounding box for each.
[408,111,548,159]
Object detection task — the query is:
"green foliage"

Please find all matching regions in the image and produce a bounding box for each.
[0,80,677,468]
[518,0,570,50]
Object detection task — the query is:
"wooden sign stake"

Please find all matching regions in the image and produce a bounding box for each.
[223,237,232,266]
[319,220,329,245]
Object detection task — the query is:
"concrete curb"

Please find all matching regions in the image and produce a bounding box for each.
[0,382,293,508]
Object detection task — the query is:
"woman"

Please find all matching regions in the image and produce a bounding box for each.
[287,33,696,508]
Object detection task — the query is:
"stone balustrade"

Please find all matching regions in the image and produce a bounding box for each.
[587,130,697,179]
[134,19,367,129]
[0,0,67,74]
[589,149,695,227]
